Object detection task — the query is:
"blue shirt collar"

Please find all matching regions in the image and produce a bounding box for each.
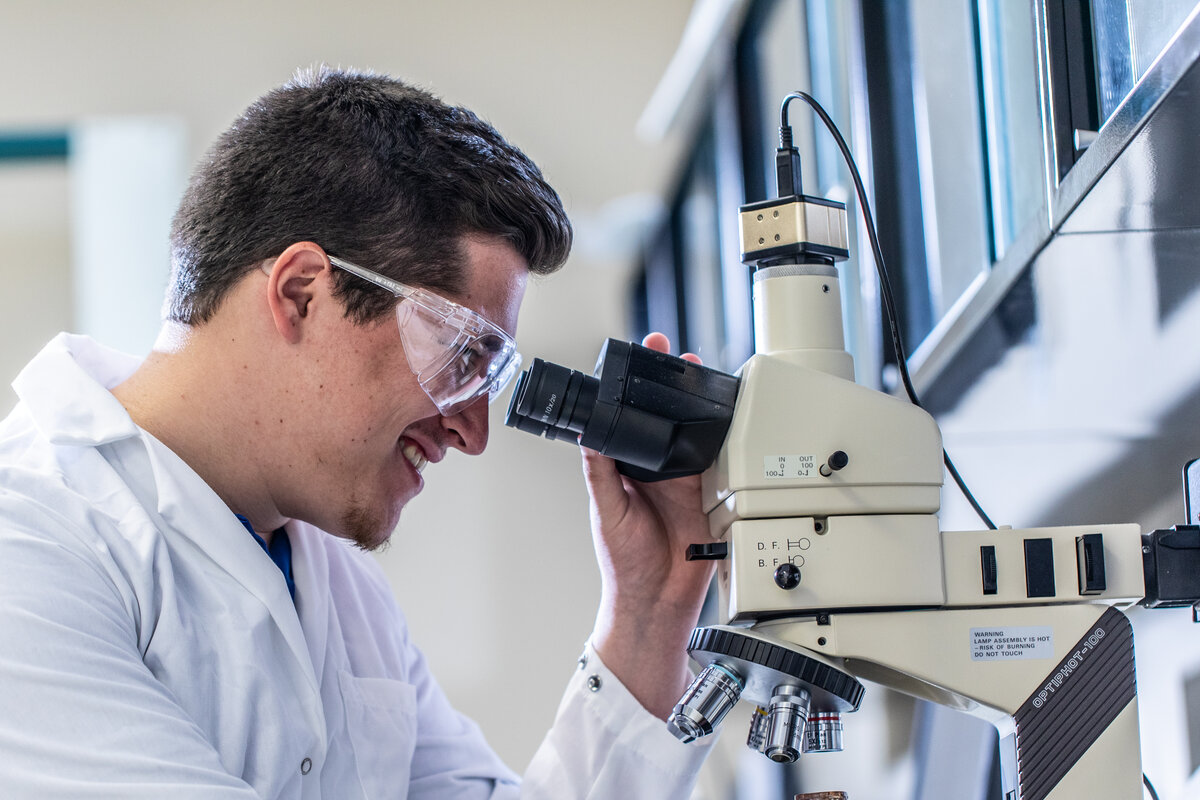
[235,514,296,601]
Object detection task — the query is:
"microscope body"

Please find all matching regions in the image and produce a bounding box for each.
[503,98,1200,798]
[685,234,1148,798]
[703,263,944,619]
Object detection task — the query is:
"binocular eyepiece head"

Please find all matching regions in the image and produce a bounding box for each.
[505,339,740,482]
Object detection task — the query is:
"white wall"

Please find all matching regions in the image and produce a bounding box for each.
[0,162,71,407]
[0,0,695,773]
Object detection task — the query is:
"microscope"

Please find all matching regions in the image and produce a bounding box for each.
[506,94,1200,800]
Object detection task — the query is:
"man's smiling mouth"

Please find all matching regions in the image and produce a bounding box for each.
[401,441,428,474]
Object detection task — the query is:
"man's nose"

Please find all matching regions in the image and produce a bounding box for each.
[443,398,490,455]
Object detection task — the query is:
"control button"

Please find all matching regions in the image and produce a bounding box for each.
[1024,538,1056,598]
[774,562,801,590]
[819,450,849,477]
[980,545,998,595]
[686,542,729,561]
[1076,533,1106,595]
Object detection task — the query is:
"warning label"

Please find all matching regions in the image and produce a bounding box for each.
[970,626,1053,661]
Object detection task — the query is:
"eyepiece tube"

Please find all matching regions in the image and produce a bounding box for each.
[505,358,599,440]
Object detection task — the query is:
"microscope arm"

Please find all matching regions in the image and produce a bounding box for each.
[687,518,1148,800]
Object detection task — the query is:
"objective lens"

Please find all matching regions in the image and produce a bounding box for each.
[746,706,770,753]
[804,711,844,753]
[763,685,811,763]
[667,663,745,744]
[504,358,598,440]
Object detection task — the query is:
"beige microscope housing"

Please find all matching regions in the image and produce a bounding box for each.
[668,195,1148,800]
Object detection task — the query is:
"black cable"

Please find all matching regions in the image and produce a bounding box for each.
[1143,772,1160,800]
[779,91,996,530]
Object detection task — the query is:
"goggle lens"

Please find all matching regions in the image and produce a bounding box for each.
[395,296,521,415]
[326,255,522,416]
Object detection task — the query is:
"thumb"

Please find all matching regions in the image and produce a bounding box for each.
[580,446,630,522]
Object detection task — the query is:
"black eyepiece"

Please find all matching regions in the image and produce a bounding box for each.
[505,358,599,441]
[505,339,740,482]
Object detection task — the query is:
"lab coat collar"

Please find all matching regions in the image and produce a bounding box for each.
[12,333,142,446]
[289,521,332,687]
[13,334,326,702]
[139,433,324,701]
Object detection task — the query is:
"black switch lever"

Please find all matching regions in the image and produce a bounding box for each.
[1076,533,1106,595]
[686,542,728,561]
[980,545,998,595]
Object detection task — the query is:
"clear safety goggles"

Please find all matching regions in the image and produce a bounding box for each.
[328,255,522,416]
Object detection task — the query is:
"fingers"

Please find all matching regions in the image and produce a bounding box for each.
[641,332,703,366]
[641,332,671,353]
[580,446,627,511]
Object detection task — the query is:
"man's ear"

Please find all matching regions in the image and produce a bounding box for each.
[263,242,330,343]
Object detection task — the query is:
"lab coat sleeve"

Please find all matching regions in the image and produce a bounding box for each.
[399,638,522,799]
[519,642,715,800]
[0,495,260,799]
[376,564,711,800]
[399,633,712,800]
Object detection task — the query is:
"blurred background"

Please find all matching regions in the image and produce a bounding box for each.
[6,0,1200,797]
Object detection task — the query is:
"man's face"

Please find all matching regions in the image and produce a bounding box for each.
[275,235,528,550]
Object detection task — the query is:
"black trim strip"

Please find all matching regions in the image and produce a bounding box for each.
[1013,607,1136,800]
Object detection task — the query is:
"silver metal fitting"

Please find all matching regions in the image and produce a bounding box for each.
[763,684,811,763]
[667,663,745,744]
[804,711,844,753]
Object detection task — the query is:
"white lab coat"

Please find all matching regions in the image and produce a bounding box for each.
[0,334,711,799]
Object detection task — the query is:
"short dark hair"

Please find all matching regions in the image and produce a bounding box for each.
[165,66,572,324]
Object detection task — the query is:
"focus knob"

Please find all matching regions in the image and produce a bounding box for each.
[774,562,801,590]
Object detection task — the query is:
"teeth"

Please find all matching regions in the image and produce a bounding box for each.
[401,442,428,474]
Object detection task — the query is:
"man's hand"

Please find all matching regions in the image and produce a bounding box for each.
[583,333,716,720]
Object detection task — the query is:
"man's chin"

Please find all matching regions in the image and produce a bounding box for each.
[339,504,400,552]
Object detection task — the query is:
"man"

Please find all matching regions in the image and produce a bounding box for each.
[0,68,716,797]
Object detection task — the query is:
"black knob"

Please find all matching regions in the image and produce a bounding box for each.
[774,562,801,590]
[820,450,849,477]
